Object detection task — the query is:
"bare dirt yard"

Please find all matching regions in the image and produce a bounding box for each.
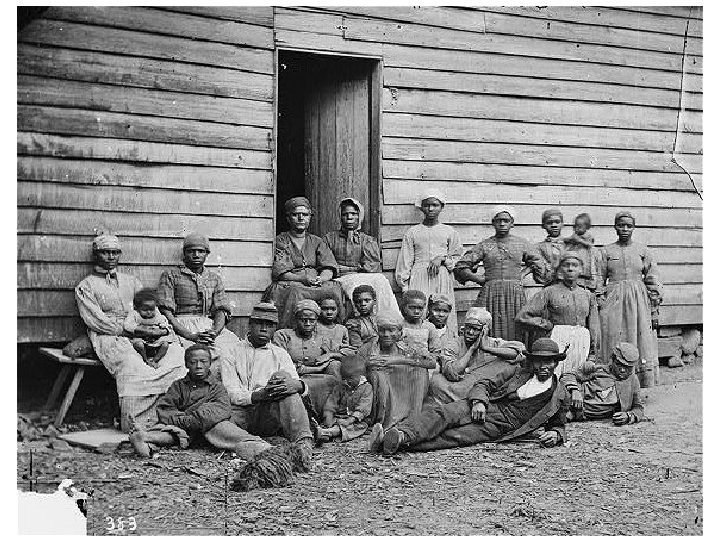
[18,364,702,535]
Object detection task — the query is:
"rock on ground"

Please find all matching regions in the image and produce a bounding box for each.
[17,366,703,536]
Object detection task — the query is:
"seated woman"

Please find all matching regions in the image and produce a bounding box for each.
[266,197,344,329]
[74,234,187,432]
[323,197,402,320]
[359,316,436,430]
[272,300,347,414]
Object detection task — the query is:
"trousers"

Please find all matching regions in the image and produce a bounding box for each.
[230,392,312,443]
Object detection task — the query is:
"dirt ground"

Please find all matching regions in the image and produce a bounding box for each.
[18,364,702,536]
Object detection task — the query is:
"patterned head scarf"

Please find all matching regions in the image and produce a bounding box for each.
[491,205,516,222]
[92,234,121,252]
[614,211,635,225]
[415,189,447,208]
[612,342,640,366]
[339,197,365,229]
[465,306,492,326]
[428,293,453,311]
[183,233,210,252]
[285,197,312,215]
[294,299,321,316]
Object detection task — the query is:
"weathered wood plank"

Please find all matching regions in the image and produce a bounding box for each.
[18,262,271,291]
[380,225,702,248]
[17,209,273,242]
[44,6,273,49]
[661,284,703,306]
[18,106,271,151]
[382,160,702,193]
[17,133,272,169]
[18,290,263,317]
[18,182,274,218]
[382,113,700,153]
[328,6,687,53]
[383,67,690,110]
[616,6,701,20]
[383,138,702,174]
[382,181,702,210]
[17,157,273,195]
[659,305,702,326]
[383,88,701,133]
[18,44,275,101]
[343,17,684,72]
[160,6,274,27]
[18,19,273,74]
[17,235,273,266]
[18,76,274,128]
[18,316,86,343]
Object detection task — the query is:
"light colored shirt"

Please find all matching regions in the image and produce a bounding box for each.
[516,375,553,400]
[220,338,304,406]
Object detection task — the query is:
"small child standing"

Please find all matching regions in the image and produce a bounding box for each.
[315,297,353,355]
[318,356,373,443]
[123,288,176,367]
[563,213,601,291]
[346,285,379,349]
[426,293,457,371]
[400,290,441,373]
[537,209,565,286]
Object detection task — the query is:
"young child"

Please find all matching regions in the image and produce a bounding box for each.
[426,293,457,371]
[129,345,274,460]
[400,290,442,373]
[346,285,378,349]
[315,296,353,355]
[563,213,600,290]
[123,288,175,367]
[537,209,565,286]
[395,190,463,337]
[318,356,373,443]
[561,342,645,425]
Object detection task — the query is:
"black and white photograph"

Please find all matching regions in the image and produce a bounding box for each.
[15,2,704,535]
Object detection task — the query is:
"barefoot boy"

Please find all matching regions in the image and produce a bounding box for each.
[346,285,378,349]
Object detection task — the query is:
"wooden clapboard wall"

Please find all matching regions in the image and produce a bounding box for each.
[274,5,702,327]
[17,6,702,343]
[17,6,275,342]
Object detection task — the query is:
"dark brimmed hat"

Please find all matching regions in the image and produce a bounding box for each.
[527,338,566,361]
[250,302,279,324]
[611,342,640,366]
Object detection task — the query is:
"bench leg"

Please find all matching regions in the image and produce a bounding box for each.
[54,367,86,427]
[44,365,72,411]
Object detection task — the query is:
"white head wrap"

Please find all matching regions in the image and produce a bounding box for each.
[340,197,365,228]
[491,205,516,222]
[465,306,492,325]
[415,189,447,208]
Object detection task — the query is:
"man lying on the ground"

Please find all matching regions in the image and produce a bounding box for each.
[129,344,272,459]
[561,342,645,425]
[369,337,570,455]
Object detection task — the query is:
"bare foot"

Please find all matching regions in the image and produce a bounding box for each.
[129,430,151,457]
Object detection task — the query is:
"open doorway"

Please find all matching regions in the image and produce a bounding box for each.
[276,50,381,238]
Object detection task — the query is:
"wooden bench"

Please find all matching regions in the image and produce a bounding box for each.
[39,348,103,427]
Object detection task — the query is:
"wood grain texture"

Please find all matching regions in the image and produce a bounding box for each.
[18,44,275,101]
[160,6,274,27]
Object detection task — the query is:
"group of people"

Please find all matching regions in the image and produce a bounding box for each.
[72,191,660,485]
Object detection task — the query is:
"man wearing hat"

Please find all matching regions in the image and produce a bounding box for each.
[516,253,600,376]
[429,306,526,404]
[157,233,240,377]
[370,337,570,455]
[561,342,645,425]
[221,303,315,448]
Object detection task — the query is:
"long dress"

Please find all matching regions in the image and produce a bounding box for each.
[454,234,544,342]
[395,223,463,337]
[75,271,187,432]
[323,229,402,320]
[597,241,662,387]
[266,232,344,328]
[272,328,344,413]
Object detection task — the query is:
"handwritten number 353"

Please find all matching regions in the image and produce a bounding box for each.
[105,516,137,531]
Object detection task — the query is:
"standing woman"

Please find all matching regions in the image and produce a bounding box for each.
[395,190,463,337]
[454,205,545,342]
[597,211,662,387]
[266,197,343,329]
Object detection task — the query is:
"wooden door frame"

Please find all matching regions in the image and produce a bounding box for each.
[274,47,383,240]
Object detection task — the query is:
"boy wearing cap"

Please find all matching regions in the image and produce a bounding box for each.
[157,233,240,377]
[516,254,600,376]
[220,303,315,448]
[561,342,645,425]
[370,338,569,455]
[537,209,565,286]
[429,306,525,404]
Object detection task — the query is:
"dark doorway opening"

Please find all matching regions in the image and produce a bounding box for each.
[276,50,381,238]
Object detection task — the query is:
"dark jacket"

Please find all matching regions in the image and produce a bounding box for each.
[561,362,645,422]
[468,363,569,443]
[156,375,232,433]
